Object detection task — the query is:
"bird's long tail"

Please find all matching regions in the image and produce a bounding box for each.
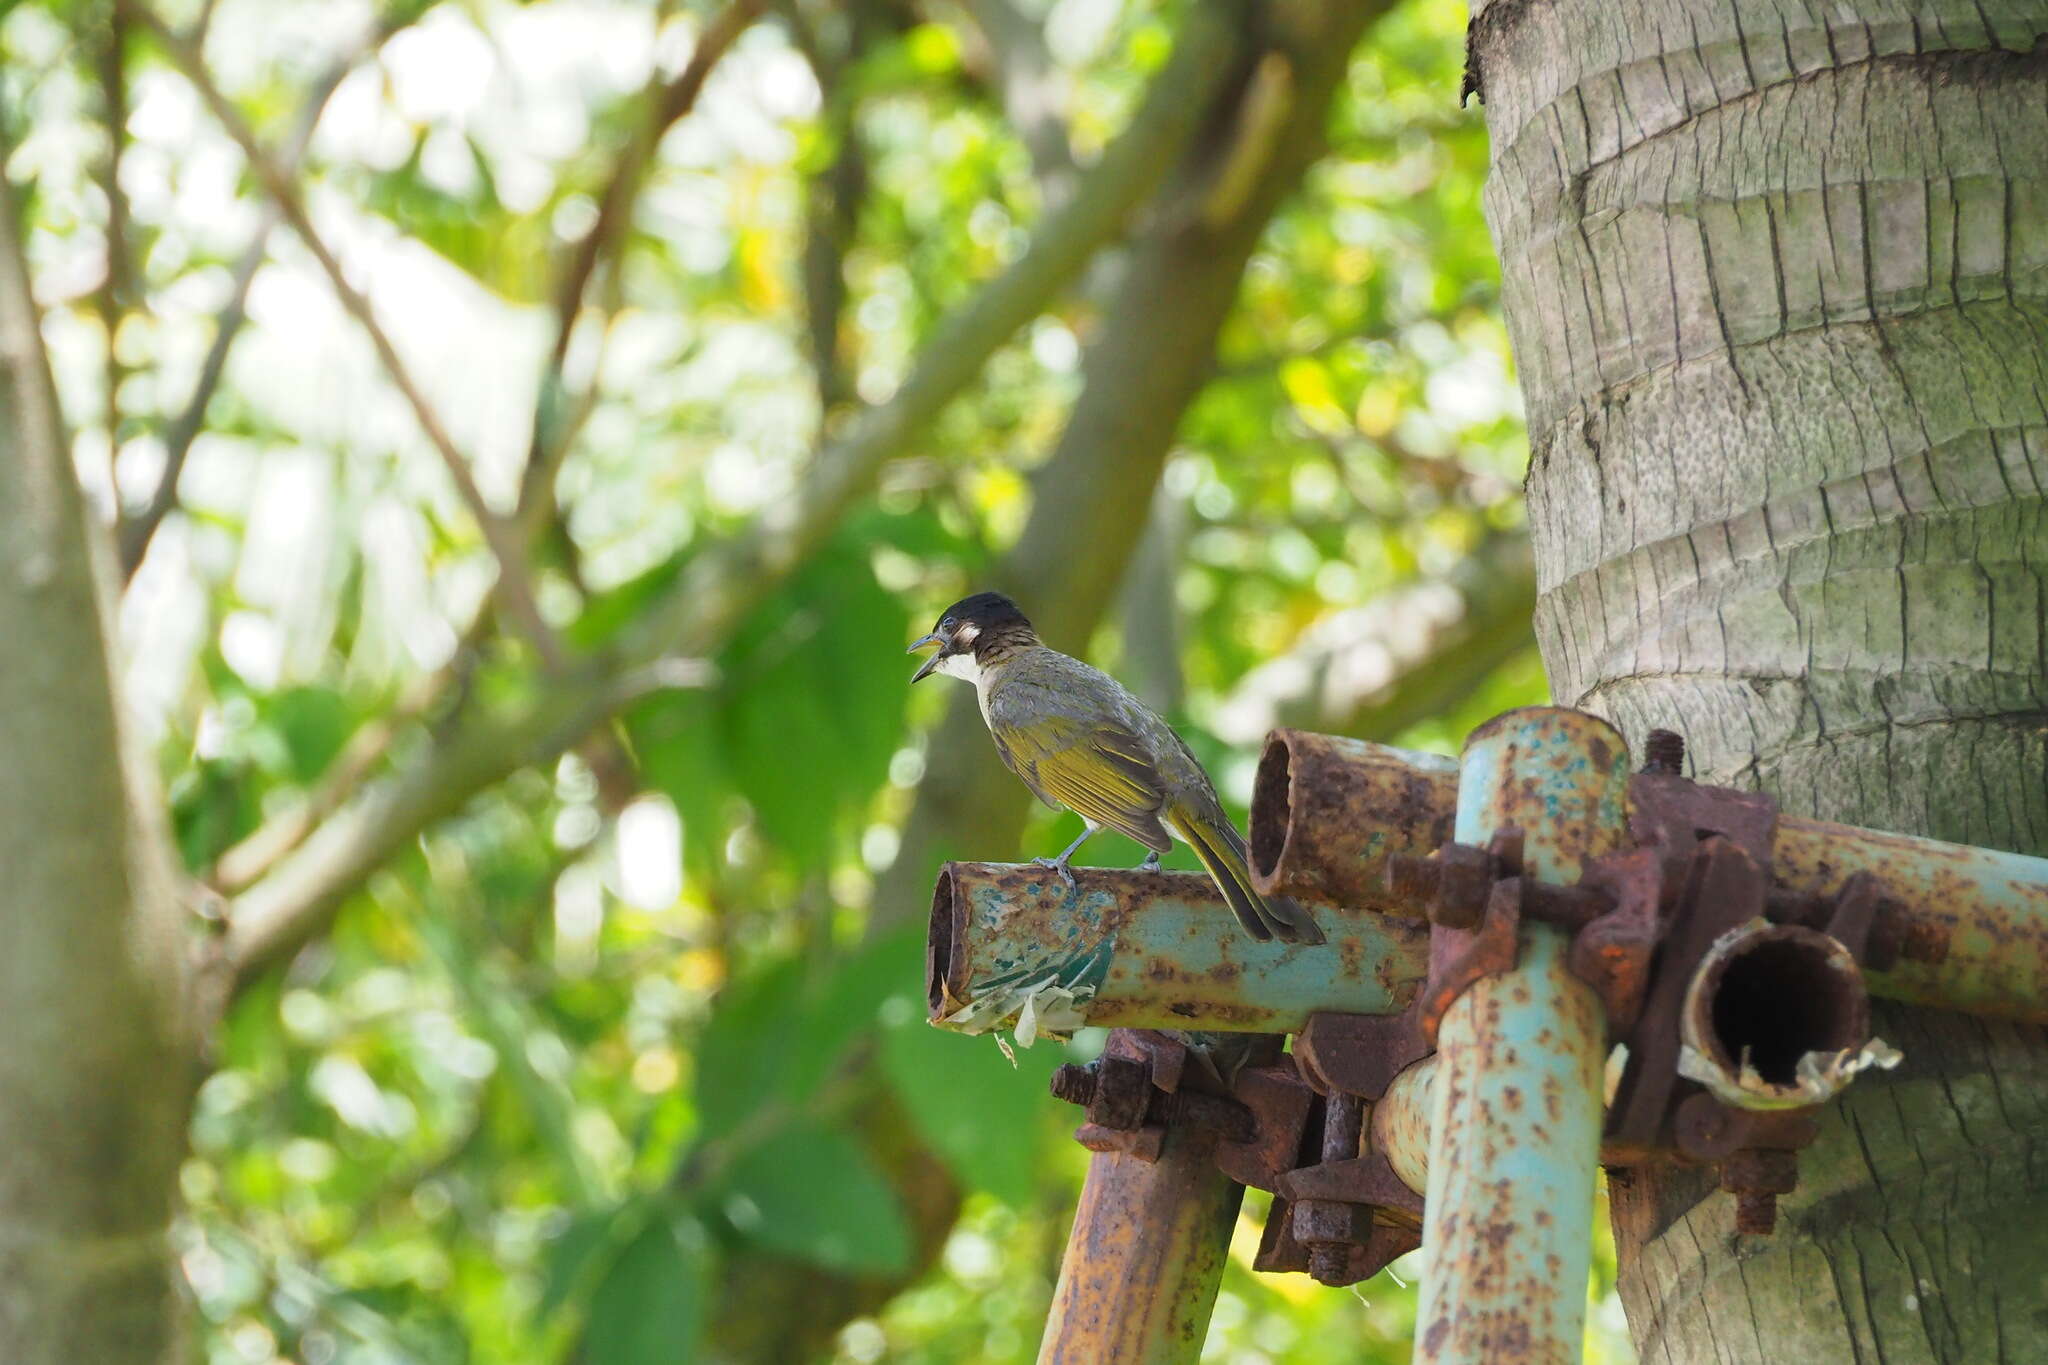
[1172,809,1325,945]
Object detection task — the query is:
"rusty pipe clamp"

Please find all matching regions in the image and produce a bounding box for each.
[1044,1030,1268,1164]
[1369,729,1924,1234]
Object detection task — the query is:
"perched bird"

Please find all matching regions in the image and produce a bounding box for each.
[909,592,1324,944]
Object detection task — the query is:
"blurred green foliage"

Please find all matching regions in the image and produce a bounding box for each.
[9,0,1630,1360]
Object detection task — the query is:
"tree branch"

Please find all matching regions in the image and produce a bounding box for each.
[208,4,753,887]
[793,5,874,416]
[90,2,133,457]
[117,17,381,576]
[958,0,1075,200]
[220,670,607,991]
[217,0,1238,999]
[123,0,566,669]
[209,663,447,894]
[619,0,1239,669]
[1116,484,1187,714]
[517,0,764,534]
[1209,528,1539,746]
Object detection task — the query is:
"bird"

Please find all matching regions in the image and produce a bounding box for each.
[908,591,1324,944]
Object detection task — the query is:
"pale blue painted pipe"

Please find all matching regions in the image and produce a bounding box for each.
[1414,707,1625,1364]
[927,863,1431,1036]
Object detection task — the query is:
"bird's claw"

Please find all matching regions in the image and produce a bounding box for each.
[1138,852,1162,872]
[1031,855,1078,891]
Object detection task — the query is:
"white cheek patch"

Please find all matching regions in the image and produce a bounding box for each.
[953,624,981,647]
[934,651,984,684]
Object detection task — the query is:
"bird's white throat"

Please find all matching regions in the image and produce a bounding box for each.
[931,650,986,685]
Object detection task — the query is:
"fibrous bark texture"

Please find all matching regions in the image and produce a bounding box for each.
[0,169,192,1359]
[1469,0,2048,1359]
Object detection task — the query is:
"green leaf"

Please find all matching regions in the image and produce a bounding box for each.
[623,685,728,880]
[717,1121,912,1276]
[268,685,356,784]
[569,552,686,653]
[879,1007,1060,1207]
[535,1207,616,1324]
[715,541,910,869]
[690,924,923,1141]
[584,1210,712,1365]
[689,957,805,1141]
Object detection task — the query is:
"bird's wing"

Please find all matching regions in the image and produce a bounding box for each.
[987,681,1173,853]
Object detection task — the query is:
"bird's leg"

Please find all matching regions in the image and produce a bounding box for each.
[1136,851,1162,872]
[1031,823,1097,891]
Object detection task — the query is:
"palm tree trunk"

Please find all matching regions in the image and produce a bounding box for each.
[1466,0,2048,1358]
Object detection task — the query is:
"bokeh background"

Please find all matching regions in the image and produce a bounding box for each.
[12,0,1629,1359]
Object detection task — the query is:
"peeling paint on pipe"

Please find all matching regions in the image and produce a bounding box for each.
[1415,708,1622,1365]
[927,863,1430,1036]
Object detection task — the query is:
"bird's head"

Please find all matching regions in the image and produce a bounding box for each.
[908,592,1035,683]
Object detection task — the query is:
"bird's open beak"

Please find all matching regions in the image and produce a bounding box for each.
[907,633,943,683]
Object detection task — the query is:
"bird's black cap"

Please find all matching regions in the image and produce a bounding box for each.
[932,592,1033,634]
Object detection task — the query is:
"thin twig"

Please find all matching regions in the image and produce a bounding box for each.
[119,24,373,576]
[209,665,446,894]
[190,0,219,49]
[959,0,1075,201]
[207,2,752,878]
[118,219,262,575]
[792,4,871,415]
[91,3,132,455]
[124,0,567,670]
[517,0,763,534]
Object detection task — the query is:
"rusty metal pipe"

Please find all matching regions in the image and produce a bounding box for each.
[1246,731,2048,1024]
[1416,708,1622,1365]
[1677,921,1891,1110]
[1038,1034,1244,1365]
[1370,1056,1434,1197]
[1248,730,1457,907]
[1773,814,2048,1023]
[927,863,1429,1036]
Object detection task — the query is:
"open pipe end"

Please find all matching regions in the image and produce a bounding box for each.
[1248,728,1458,906]
[926,864,967,1023]
[1680,923,1883,1108]
[1249,731,1295,893]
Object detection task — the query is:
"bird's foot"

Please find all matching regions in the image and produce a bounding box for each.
[1137,851,1162,873]
[1031,854,1079,891]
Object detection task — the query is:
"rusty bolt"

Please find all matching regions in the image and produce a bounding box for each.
[1642,729,1686,775]
[1293,1198,1364,1285]
[1733,1191,1778,1235]
[1384,854,1441,913]
[1384,843,1498,928]
[1049,1063,1096,1107]
[1307,1244,1352,1286]
[1431,844,1497,930]
[1722,1148,1799,1235]
[1722,1148,1800,1194]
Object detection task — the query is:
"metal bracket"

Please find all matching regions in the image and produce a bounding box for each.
[1049,1031,1257,1164]
[1248,1007,1433,1286]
